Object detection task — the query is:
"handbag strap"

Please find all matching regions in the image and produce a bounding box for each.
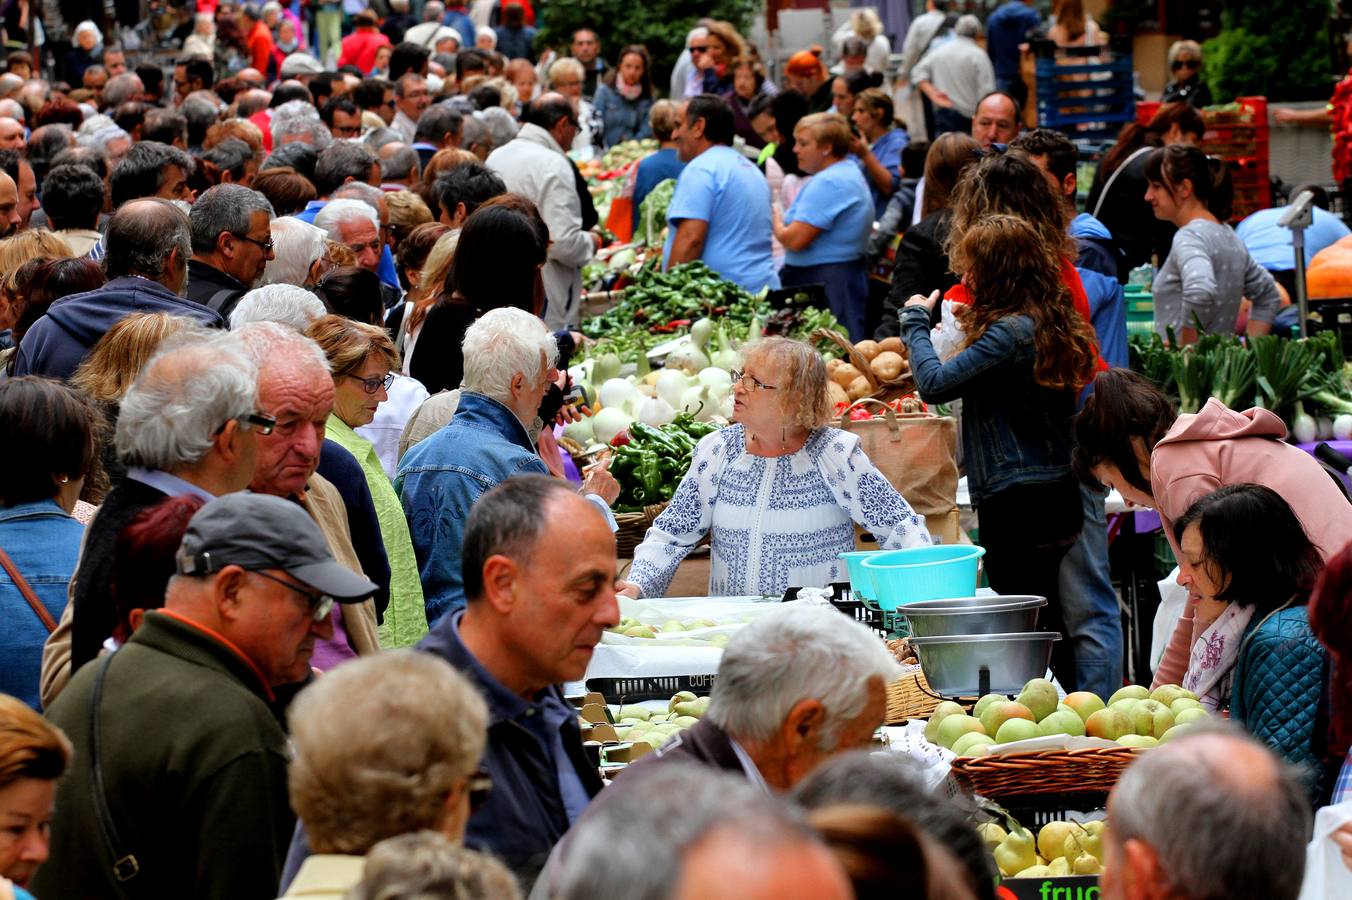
[1091,145,1153,220]
[90,651,144,888]
[0,546,57,633]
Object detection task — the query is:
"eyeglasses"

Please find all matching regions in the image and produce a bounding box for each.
[232,233,275,252]
[729,369,777,392]
[1171,59,1199,71]
[690,45,710,54]
[468,770,493,813]
[345,372,395,394]
[239,412,276,434]
[251,570,335,622]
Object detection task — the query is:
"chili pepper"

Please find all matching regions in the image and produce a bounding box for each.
[610,432,631,447]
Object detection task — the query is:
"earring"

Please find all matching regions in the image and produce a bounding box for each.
[58,475,70,484]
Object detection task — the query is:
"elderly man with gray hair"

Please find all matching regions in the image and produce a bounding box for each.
[230,284,327,331]
[1099,723,1312,900]
[315,197,383,272]
[532,604,898,895]
[910,14,995,137]
[272,98,333,149]
[39,330,265,702]
[397,307,618,625]
[185,183,276,318]
[261,215,330,286]
[100,71,144,110]
[14,199,223,379]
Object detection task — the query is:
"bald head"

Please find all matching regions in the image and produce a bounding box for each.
[1102,726,1311,900]
[0,98,24,122]
[0,73,22,99]
[104,198,192,290]
[972,92,1019,149]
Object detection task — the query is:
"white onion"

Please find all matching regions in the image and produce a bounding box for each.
[1334,414,1352,440]
[697,367,732,391]
[591,407,633,445]
[655,369,690,408]
[681,385,716,421]
[664,341,710,374]
[598,377,637,410]
[638,396,677,427]
[562,417,594,444]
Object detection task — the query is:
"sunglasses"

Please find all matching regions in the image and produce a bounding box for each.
[251,570,335,622]
[1171,59,1199,71]
[468,770,493,813]
[345,372,396,394]
[690,45,710,53]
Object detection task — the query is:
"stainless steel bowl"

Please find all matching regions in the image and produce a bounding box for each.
[908,632,1061,695]
[900,595,1046,638]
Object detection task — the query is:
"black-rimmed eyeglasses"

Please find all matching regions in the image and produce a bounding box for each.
[232,233,275,252]
[251,570,335,622]
[345,372,396,394]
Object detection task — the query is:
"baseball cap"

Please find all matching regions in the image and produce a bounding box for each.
[176,492,377,602]
[280,52,325,77]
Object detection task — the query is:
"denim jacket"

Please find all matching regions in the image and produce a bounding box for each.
[396,392,548,625]
[900,307,1077,505]
[591,82,654,149]
[0,499,84,709]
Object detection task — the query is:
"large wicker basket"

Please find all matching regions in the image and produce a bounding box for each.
[949,747,1141,799]
[885,668,976,724]
[814,327,916,402]
[614,502,669,558]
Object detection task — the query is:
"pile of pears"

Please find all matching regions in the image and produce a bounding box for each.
[613,691,710,749]
[922,679,1212,756]
[607,616,732,648]
[980,819,1106,879]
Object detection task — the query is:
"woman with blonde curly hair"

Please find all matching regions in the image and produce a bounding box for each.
[623,336,930,599]
[900,213,1099,690]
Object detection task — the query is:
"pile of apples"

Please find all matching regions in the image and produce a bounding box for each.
[923,679,1211,755]
[612,691,709,749]
[982,819,1107,879]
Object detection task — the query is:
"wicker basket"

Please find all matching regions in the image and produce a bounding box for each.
[814,327,916,402]
[885,669,976,724]
[949,747,1141,799]
[614,502,669,558]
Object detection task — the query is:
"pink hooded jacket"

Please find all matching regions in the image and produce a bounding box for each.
[1150,398,1352,688]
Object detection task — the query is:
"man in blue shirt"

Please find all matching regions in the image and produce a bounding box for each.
[663,94,778,292]
[985,0,1041,108]
[1236,184,1352,300]
[418,475,615,889]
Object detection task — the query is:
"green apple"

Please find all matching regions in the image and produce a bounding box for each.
[924,700,967,744]
[1169,698,1204,716]
[1159,722,1197,743]
[1130,699,1175,738]
[1073,853,1103,875]
[937,714,987,749]
[660,620,686,633]
[1085,707,1131,741]
[995,717,1041,744]
[972,693,1008,720]
[1174,707,1209,725]
[1109,698,1140,716]
[1016,678,1059,721]
[1149,684,1190,707]
[1109,685,1150,705]
[951,732,994,757]
[1063,691,1106,724]
[980,700,1035,736]
[1117,733,1159,748]
[1038,709,1087,738]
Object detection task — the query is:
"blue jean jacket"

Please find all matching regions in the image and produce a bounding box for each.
[900,307,1077,505]
[592,83,654,149]
[396,392,548,625]
[0,500,84,709]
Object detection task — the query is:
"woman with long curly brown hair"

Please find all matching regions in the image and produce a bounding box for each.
[899,214,1098,690]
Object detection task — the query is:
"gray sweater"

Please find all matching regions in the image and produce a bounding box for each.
[1153,219,1282,338]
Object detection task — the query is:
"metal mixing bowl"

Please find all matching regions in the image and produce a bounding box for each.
[907,631,1061,695]
[900,595,1046,638]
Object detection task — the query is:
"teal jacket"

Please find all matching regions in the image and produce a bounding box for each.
[1231,604,1330,800]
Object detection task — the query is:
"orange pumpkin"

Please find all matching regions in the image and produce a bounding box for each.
[1307,243,1352,299]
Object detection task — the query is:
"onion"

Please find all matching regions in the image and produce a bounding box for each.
[592,353,622,384]
[697,367,732,391]
[719,394,734,420]
[562,417,594,445]
[690,318,715,349]
[1317,416,1335,441]
[638,396,676,427]
[681,384,716,421]
[1334,414,1352,440]
[598,378,637,410]
[655,369,690,408]
[591,407,633,445]
[664,341,709,374]
[1292,403,1317,444]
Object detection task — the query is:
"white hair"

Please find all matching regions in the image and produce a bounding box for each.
[331,180,384,212]
[261,216,329,287]
[476,29,497,50]
[686,26,709,49]
[78,125,130,153]
[74,20,103,46]
[231,284,327,331]
[272,99,331,150]
[115,333,259,470]
[706,604,899,748]
[461,308,557,403]
[955,15,982,39]
[234,320,332,380]
[314,198,379,241]
[475,107,519,149]
[548,57,585,87]
[77,113,113,136]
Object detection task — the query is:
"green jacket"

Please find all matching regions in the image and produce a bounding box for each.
[31,611,293,900]
[328,415,428,648]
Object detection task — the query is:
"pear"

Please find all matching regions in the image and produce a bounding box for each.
[1016,678,1059,722]
[616,704,650,721]
[1037,709,1086,738]
[1037,821,1078,861]
[1013,865,1053,879]
[972,693,1008,720]
[1048,856,1072,876]
[673,698,708,719]
[623,625,656,639]
[1073,853,1102,875]
[937,714,986,749]
[1083,820,1106,837]
[923,700,967,744]
[668,691,696,712]
[977,822,1008,848]
[1109,685,1150,705]
[993,828,1037,877]
[672,716,699,728]
[1065,826,1105,864]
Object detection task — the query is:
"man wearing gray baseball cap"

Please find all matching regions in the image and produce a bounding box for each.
[34,492,377,900]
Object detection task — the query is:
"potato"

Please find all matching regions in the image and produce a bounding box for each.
[853,339,880,362]
[826,381,849,407]
[847,375,873,400]
[825,357,844,374]
[871,351,905,381]
[878,336,904,355]
[831,363,863,388]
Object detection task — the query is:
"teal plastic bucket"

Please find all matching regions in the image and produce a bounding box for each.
[839,550,885,603]
[860,545,987,611]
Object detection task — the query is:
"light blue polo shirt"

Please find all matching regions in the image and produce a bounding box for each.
[662,145,778,292]
[783,159,873,267]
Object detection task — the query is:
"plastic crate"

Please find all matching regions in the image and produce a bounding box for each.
[1035,53,1136,141]
[829,597,888,638]
[587,673,717,704]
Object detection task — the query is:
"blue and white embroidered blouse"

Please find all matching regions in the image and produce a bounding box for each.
[629,424,931,598]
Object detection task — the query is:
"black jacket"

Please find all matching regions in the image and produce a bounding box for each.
[1085,151,1176,280]
[185,259,250,320]
[875,209,958,339]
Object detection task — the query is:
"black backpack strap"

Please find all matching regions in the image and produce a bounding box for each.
[205,287,239,314]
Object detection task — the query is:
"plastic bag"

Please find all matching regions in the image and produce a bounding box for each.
[1297,800,1352,900]
[1152,567,1188,673]
[931,299,967,361]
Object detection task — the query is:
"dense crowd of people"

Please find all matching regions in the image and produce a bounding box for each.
[0,2,1349,900]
